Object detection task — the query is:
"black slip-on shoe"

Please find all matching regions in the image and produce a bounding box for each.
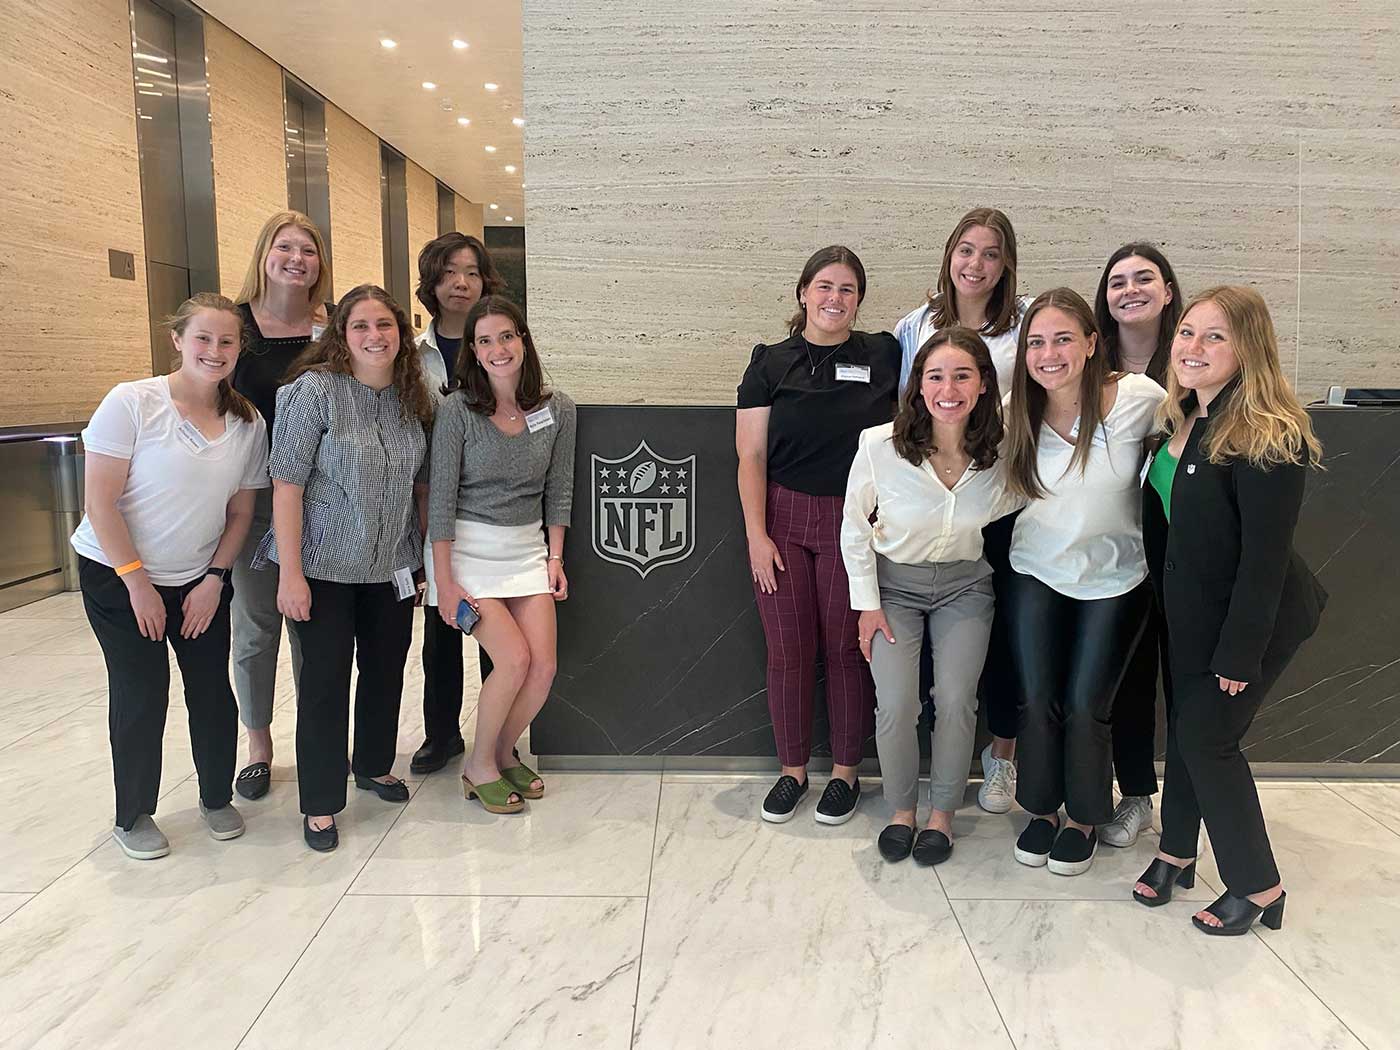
[354,774,410,803]
[912,829,954,866]
[1047,826,1098,876]
[761,775,809,823]
[234,762,271,801]
[878,823,915,862]
[815,777,861,826]
[303,816,338,853]
[1014,816,1060,867]
[409,736,466,776]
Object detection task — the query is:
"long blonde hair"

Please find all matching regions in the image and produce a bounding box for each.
[1160,286,1322,468]
[236,210,332,308]
[166,293,256,423]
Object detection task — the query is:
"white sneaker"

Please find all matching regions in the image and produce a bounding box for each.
[1099,794,1154,848]
[977,743,1016,814]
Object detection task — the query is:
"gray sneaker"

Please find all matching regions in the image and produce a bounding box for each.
[113,815,171,860]
[199,801,246,841]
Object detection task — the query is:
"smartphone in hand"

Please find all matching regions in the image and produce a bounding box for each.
[456,598,481,634]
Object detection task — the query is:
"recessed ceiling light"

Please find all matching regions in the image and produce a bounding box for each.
[504,216,514,222]
[380,38,397,49]
[489,203,498,210]
[484,145,497,153]
[504,165,516,173]
[457,116,471,126]
[452,38,468,49]
[422,81,436,91]
[484,82,499,92]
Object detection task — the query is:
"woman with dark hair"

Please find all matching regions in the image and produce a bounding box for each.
[1092,243,1185,847]
[261,285,434,852]
[842,327,1019,866]
[229,210,332,802]
[892,207,1032,812]
[429,295,575,815]
[409,231,507,777]
[736,245,900,825]
[72,293,269,858]
[1132,286,1324,936]
[1001,288,1165,876]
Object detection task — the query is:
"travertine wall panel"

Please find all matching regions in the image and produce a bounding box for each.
[454,195,485,241]
[405,159,437,327]
[326,102,382,294]
[0,0,149,425]
[523,0,1400,405]
[205,18,287,299]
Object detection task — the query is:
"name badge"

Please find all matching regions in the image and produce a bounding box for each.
[1139,451,1154,488]
[175,419,211,453]
[392,567,416,601]
[835,363,870,383]
[1068,419,1110,449]
[311,324,326,340]
[525,406,555,433]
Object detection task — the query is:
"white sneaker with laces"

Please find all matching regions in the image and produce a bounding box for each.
[1099,794,1154,848]
[977,742,1016,814]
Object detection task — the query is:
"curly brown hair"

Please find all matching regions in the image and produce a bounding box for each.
[892,326,1004,470]
[283,284,434,425]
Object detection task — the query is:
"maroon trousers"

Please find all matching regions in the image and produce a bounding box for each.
[754,482,874,767]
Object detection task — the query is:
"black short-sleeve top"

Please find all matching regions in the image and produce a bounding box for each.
[736,330,901,497]
[232,302,321,442]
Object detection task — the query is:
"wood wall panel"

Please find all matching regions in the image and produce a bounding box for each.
[0,0,149,426]
[205,17,287,300]
[326,102,382,295]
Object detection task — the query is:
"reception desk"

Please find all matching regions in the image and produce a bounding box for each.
[534,405,1400,772]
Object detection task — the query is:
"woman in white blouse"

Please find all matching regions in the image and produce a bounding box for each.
[842,327,1018,866]
[1001,288,1166,876]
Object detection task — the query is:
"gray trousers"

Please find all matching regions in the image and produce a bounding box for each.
[870,556,995,812]
[231,488,302,730]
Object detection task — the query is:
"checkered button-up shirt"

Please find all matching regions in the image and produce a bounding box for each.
[259,370,428,585]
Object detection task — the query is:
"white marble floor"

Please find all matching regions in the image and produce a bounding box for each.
[2,593,1398,1050]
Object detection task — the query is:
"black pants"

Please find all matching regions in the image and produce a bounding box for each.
[79,556,238,831]
[1109,607,1168,796]
[289,577,414,816]
[1005,571,1150,825]
[978,512,1021,740]
[421,605,493,746]
[1159,644,1294,896]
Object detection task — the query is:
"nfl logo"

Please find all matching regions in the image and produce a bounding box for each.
[591,440,696,578]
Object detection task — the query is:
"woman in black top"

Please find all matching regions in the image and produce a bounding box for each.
[229,210,332,801]
[736,245,900,826]
[1131,286,1325,936]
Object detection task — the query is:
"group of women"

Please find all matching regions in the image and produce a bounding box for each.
[74,211,574,857]
[737,208,1326,936]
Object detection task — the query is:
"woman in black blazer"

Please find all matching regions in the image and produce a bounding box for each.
[1131,285,1325,936]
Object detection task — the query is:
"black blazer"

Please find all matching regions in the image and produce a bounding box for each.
[1142,379,1327,683]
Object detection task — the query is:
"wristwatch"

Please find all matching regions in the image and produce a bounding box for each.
[206,566,232,582]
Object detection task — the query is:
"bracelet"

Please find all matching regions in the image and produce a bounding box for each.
[547,555,562,562]
[114,560,143,577]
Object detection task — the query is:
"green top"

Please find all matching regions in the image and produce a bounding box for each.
[1148,445,1179,520]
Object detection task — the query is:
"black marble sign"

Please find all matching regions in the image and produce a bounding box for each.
[536,405,1400,767]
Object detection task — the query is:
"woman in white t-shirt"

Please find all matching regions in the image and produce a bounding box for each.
[1000,288,1166,877]
[891,206,1032,814]
[71,292,270,861]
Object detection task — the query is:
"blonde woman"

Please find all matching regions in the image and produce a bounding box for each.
[1131,286,1325,936]
[229,211,332,801]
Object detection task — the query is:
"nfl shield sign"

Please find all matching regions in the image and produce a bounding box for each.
[591,440,696,577]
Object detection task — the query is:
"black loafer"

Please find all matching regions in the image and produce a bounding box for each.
[815,777,861,826]
[409,736,466,776]
[877,823,915,862]
[761,775,809,823]
[303,816,338,852]
[234,762,270,801]
[912,829,954,866]
[354,774,410,803]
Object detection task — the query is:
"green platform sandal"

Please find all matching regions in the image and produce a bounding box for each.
[462,775,525,814]
[501,762,545,800]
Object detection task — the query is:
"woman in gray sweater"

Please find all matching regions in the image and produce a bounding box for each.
[429,296,576,814]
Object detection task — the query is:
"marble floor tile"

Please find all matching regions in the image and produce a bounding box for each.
[0,780,407,1050]
[631,780,1013,1050]
[0,617,93,658]
[1196,786,1400,1050]
[1256,777,1326,788]
[240,894,644,1050]
[0,592,87,622]
[350,771,660,897]
[0,704,197,892]
[955,899,1364,1050]
[0,652,113,749]
[0,893,33,924]
[1324,780,1400,836]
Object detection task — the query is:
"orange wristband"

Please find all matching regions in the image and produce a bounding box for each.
[114,560,143,577]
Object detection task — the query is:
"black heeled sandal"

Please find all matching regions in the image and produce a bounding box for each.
[1192,890,1286,936]
[1132,857,1197,908]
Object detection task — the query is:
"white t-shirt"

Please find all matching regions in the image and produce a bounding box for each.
[1010,372,1167,600]
[70,376,270,585]
[842,422,1023,610]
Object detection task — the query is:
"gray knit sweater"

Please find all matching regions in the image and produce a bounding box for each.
[427,389,576,541]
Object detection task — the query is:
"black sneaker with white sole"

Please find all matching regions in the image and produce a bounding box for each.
[815,777,861,825]
[1014,816,1059,867]
[761,775,809,823]
[1047,826,1098,876]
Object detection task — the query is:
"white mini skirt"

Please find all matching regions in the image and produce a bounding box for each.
[447,519,549,599]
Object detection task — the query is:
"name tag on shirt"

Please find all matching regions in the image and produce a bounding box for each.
[175,419,211,453]
[525,406,555,433]
[1068,419,1111,449]
[1139,450,1154,488]
[835,363,870,383]
[392,567,417,601]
